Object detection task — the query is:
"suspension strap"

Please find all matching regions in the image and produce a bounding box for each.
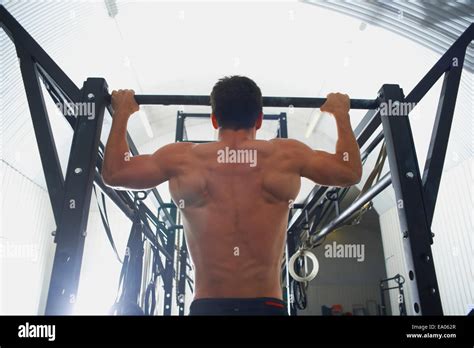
[93,185,123,263]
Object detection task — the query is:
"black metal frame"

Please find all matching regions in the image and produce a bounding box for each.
[46,78,108,314]
[1,4,472,315]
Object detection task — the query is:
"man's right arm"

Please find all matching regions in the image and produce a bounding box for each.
[285,93,362,187]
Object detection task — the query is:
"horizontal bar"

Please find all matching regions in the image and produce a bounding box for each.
[180,113,282,120]
[133,95,379,109]
[309,172,392,245]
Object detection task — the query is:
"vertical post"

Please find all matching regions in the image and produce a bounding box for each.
[16,50,65,225]
[379,84,443,315]
[45,78,108,314]
[286,229,298,316]
[278,112,295,314]
[175,111,185,143]
[177,235,188,316]
[175,111,188,316]
[279,112,288,139]
[162,206,177,315]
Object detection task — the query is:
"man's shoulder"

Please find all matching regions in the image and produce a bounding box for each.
[269,138,306,151]
[160,141,196,152]
[153,142,196,160]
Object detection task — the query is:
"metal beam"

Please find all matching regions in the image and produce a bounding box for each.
[309,173,391,245]
[175,111,187,316]
[131,95,378,109]
[177,236,187,316]
[279,113,288,138]
[0,5,81,101]
[404,23,473,106]
[379,84,442,315]
[422,52,466,227]
[45,78,108,314]
[180,113,285,121]
[16,48,65,226]
[36,64,77,128]
[162,204,177,315]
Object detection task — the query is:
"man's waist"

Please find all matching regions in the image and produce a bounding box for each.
[189,297,288,316]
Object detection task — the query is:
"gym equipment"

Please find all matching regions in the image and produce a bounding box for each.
[128,94,379,109]
[1,5,472,316]
[380,274,407,316]
[288,249,319,282]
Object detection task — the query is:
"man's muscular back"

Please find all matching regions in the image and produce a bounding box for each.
[168,138,301,299]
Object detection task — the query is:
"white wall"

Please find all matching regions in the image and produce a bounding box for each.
[430,159,473,315]
[301,220,389,316]
[0,160,56,314]
[379,158,474,315]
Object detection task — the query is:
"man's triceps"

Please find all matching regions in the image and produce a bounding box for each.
[102,143,185,189]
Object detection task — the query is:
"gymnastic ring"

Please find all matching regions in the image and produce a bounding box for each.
[289,249,319,282]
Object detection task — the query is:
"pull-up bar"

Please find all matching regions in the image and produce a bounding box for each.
[124,95,380,109]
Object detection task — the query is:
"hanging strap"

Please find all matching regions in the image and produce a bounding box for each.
[348,141,387,225]
[93,185,123,264]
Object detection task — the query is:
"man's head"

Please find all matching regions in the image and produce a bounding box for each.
[210,76,263,130]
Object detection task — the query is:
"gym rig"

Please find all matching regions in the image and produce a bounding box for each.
[1,5,472,316]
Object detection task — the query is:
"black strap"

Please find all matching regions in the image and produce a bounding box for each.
[111,194,145,315]
[93,185,123,264]
[144,251,160,315]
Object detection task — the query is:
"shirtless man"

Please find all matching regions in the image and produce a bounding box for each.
[102,76,362,315]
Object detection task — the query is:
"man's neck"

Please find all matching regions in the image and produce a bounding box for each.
[218,128,256,144]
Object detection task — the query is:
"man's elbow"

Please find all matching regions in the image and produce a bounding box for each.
[101,170,121,188]
[340,168,362,187]
[348,171,362,186]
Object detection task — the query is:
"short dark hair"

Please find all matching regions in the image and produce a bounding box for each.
[210,76,262,129]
